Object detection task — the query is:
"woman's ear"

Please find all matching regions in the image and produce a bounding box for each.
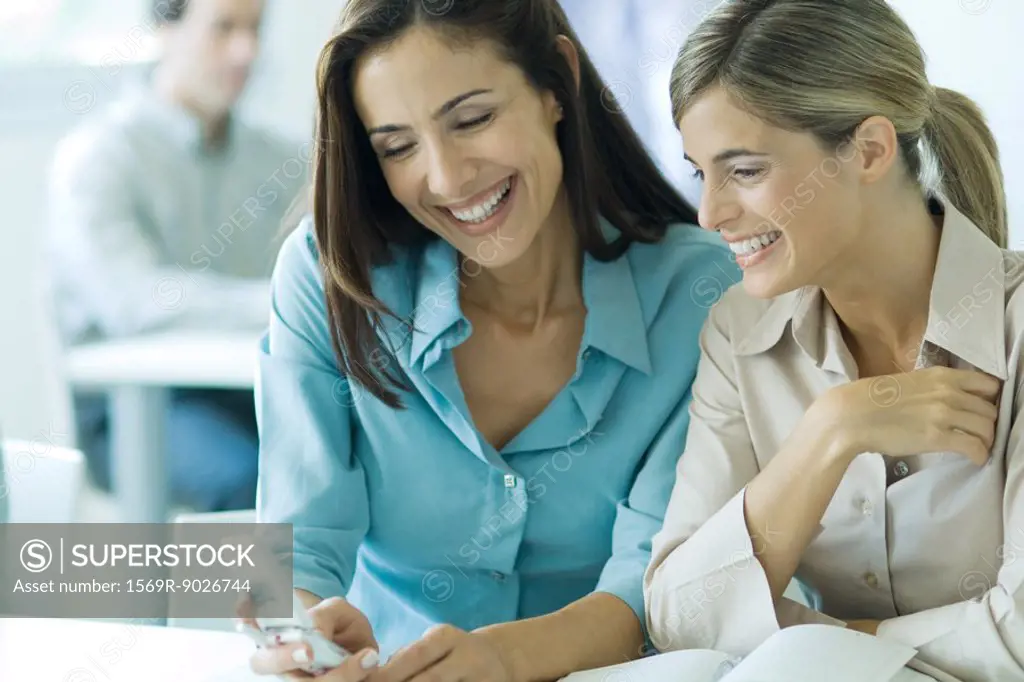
[554,34,581,93]
[850,115,900,185]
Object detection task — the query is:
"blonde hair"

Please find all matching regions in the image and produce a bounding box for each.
[670,0,1007,247]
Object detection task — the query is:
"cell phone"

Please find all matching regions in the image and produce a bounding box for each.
[240,592,351,674]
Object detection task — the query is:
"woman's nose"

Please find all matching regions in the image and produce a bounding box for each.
[697,179,740,232]
[425,141,475,201]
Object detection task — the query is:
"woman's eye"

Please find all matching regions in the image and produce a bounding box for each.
[734,167,764,179]
[381,144,414,160]
[455,112,494,130]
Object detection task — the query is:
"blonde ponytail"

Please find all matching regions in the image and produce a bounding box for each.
[922,87,1007,247]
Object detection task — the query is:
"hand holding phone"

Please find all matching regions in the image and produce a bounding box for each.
[238,591,379,677]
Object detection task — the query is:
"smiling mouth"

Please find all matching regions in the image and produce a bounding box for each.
[442,177,514,224]
[727,230,782,257]
[436,174,519,238]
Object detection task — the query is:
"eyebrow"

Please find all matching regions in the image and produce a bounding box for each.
[684,148,770,165]
[367,88,493,137]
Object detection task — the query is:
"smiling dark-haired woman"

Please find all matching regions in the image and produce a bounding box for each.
[243,0,739,680]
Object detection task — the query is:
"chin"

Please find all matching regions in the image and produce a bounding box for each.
[740,269,795,300]
[734,238,804,299]
[453,223,534,270]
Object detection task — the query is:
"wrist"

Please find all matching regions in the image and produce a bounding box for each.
[294,589,324,610]
[473,625,527,682]
[805,395,858,466]
[823,428,858,467]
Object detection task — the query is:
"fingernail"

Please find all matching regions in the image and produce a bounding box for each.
[361,650,379,669]
[292,648,310,663]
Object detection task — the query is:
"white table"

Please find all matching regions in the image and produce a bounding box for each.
[0,618,261,682]
[66,331,261,523]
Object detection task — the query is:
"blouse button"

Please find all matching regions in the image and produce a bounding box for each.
[859,498,873,517]
[864,572,879,588]
[893,461,910,478]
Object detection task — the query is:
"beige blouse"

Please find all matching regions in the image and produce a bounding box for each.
[643,196,1024,682]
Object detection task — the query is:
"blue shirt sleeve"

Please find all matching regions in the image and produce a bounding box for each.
[593,388,694,636]
[255,220,369,601]
[593,237,739,640]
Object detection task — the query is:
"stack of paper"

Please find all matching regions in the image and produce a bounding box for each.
[560,624,947,682]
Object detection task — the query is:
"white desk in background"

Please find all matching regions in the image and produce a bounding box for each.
[0,618,260,682]
[66,331,261,523]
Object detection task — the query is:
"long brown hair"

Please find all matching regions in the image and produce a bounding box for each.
[669,0,1006,247]
[309,0,699,408]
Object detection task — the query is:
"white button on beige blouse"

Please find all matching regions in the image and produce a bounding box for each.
[644,196,1024,682]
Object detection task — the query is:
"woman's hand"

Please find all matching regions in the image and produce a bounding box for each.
[374,624,513,682]
[241,595,380,680]
[809,366,1001,466]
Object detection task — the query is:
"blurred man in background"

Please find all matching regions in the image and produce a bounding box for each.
[47,0,302,512]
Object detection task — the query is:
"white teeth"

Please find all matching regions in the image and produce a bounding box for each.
[450,179,512,223]
[729,231,781,256]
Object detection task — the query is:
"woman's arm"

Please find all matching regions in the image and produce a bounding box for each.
[644,299,846,658]
[242,222,383,679]
[740,401,853,603]
[476,593,643,682]
[256,220,370,607]
[373,594,641,682]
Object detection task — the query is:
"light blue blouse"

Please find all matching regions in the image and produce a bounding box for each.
[255,215,740,657]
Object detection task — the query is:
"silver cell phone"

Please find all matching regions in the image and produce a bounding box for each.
[240,592,351,674]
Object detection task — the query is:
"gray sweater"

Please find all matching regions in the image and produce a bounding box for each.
[46,82,306,346]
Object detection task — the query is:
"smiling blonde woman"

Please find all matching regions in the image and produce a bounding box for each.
[643,1,1022,681]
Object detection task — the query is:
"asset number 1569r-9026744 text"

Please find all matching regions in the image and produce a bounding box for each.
[127,578,252,593]
[11,578,253,593]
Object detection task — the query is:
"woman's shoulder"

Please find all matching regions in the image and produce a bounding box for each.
[273,214,417,301]
[271,215,323,298]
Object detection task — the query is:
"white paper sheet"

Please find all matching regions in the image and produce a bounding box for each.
[722,624,918,682]
[560,624,925,682]
[560,648,738,682]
